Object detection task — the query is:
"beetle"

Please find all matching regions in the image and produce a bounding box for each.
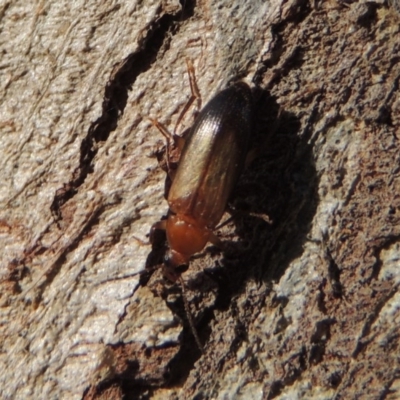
[153,80,254,282]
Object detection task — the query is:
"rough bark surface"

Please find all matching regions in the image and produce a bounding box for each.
[1,0,400,399]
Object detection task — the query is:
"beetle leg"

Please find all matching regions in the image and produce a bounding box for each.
[150,118,174,143]
[227,202,273,225]
[187,59,202,111]
[174,59,202,136]
[131,234,150,246]
[247,211,273,224]
[151,60,201,176]
[150,118,185,175]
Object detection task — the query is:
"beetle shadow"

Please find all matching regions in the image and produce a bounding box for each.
[205,87,320,309]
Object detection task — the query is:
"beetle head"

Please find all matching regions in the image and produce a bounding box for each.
[163,250,190,282]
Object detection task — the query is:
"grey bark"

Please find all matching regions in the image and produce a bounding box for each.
[1,0,400,399]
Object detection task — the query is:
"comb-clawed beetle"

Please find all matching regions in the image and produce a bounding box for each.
[153,81,253,282]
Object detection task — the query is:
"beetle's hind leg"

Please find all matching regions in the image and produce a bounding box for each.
[150,59,200,173]
[150,118,185,176]
[150,59,201,178]
[174,59,202,135]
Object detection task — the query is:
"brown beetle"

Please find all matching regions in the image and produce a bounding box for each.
[154,81,253,282]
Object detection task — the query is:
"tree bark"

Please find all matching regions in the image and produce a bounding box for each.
[1,0,400,399]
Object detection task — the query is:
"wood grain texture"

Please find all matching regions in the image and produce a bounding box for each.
[1,0,400,399]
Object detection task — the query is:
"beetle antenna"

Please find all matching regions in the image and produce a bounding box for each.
[94,264,160,285]
[178,275,204,353]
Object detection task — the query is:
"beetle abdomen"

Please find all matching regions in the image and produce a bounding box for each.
[168,82,253,229]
